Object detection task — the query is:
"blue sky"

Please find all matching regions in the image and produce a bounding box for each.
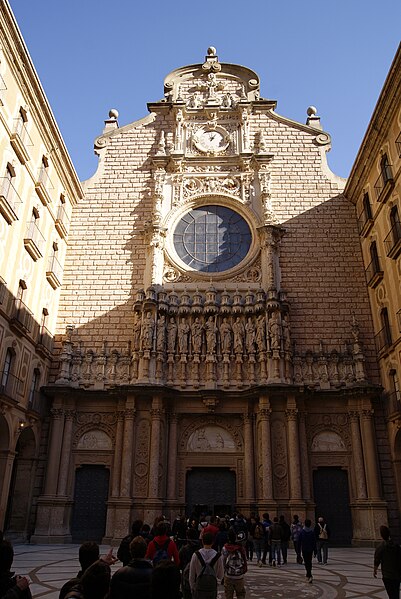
[9,0,401,182]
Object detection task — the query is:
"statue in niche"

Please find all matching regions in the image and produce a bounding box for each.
[256,314,266,352]
[220,317,232,354]
[167,317,178,353]
[233,317,245,354]
[269,311,281,351]
[133,315,142,352]
[205,316,218,354]
[141,312,154,351]
[245,317,256,353]
[156,314,166,352]
[282,314,291,352]
[178,317,190,354]
[195,428,211,450]
[191,317,203,354]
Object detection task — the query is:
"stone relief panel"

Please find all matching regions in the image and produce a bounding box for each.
[134,419,150,497]
[271,419,289,499]
[187,426,236,452]
[77,430,112,450]
[311,431,346,452]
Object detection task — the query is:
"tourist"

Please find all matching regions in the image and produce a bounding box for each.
[269,517,282,567]
[279,515,291,564]
[251,516,265,567]
[0,540,32,599]
[314,516,330,564]
[151,561,182,599]
[221,528,247,599]
[290,515,303,564]
[80,560,111,599]
[59,543,116,599]
[179,528,202,599]
[117,519,143,565]
[299,519,317,584]
[145,521,180,566]
[110,536,153,599]
[373,525,401,599]
[261,513,272,565]
[189,532,223,598]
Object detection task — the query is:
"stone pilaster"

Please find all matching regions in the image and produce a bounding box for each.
[286,397,302,501]
[111,410,125,497]
[120,404,136,497]
[44,408,65,496]
[243,412,255,503]
[298,411,311,501]
[167,413,178,500]
[348,411,367,500]
[258,396,273,501]
[360,408,381,500]
[56,410,75,497]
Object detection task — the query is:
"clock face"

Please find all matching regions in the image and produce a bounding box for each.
[193,127,229,154]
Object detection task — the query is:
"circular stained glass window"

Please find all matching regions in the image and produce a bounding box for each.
[173,205,252,273]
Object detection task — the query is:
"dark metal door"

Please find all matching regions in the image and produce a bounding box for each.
[186,468,236,517]
[313,467,352,545]
[71,465,110,542]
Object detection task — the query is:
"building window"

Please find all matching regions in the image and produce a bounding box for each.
[388,370,401,414]
[375,153,394,202]
[1,348,13,391]
[381,308,392,347]
[46,242,63,289]
[366,241,383,287]
[35,155,53,206]
[0,162,22,223]
[384,205,401,259]
[55,193,70,238]
[28,368,40,408]
[24,208,45,260]
[357,192,373,236]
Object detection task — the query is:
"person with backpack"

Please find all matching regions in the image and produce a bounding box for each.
[145,522,180,566]
[221,528,247,599]
[290,515,303,564]
[314,516,330,564]
[110,536,153,599]
[251,517,265,567]
[189,532,223,599]
[179,528,202,599]
[374,525,401,599]
[117,519,143,566]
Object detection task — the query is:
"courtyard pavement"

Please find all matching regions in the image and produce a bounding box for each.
[11,544,388,599]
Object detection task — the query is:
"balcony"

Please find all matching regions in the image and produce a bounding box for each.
[384,220,401,259]
[385,390,401,416]
[374,162,394,203]
[35,166,54,206]
[55,203,70,238]
[0,74,7,105]
[396,132,401,158]
[10,298,35,336]
[365,257,383,288]
[357,205,373,237]
[0,371,24,400]
[0,177,23,224]
[46,254,63,289]
[374,325,392,354]
[36,325,54,358]
[24,220,45,261]
[10,117,33,164]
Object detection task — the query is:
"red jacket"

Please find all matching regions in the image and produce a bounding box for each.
[145,535,180,566]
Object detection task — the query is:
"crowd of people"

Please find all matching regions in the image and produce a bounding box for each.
[0,514,400,599]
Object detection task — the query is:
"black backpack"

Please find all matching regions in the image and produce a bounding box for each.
[193,550,220,599]
[152,538,171,565]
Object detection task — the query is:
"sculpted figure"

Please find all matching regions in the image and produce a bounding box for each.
[191,317,203,353]
[220,317,232,354]
[133,314,141,351]
[233,317,245,354]
[156,314,166,352]
[167,317,178,353]
[269,311,281,351]
[141,311,154,351]
[205,316,217,354]
[245,317,256,354]
[178,317,190,354]
[256,314,266,352]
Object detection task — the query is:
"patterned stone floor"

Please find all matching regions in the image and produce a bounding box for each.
[11,544,388,599]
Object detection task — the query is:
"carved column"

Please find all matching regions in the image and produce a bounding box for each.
[258,226,283,291]
[111,410,125,497]
[286,398,302,501]
[360,408,381,500]
[167,413,178,500]
[148,397,163,499]
[348,411,367,500]
[298,411,311,500]
[258,396,273,500]
[119,404,136,497]
[44,408,65,495]
[57,410,75,496]
[243,413,255,502]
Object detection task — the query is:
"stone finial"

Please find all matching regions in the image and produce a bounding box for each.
[103,108,119,132]
[109,108,119,119]
[306,105,322,129]
[207,46,217,56]
[202,45,221,73]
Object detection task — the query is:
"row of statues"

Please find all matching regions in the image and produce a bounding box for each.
[133,311,290,356]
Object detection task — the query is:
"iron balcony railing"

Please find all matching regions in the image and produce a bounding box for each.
[374,161,394,201]
[357,204,373,236]
[383,220,401,258]
[11,298,35,333]
[47,254,63,282]
[365,256,383,287]
[386,390,401,416]
[13,117,34,147]
[374,325,392,354]
[0,74,7,104]
[0,276,6,305]
[37,324,54,353]
[0,370,24,399]
[0,177,23,217]
[396,131,401,158]
[25,220,46,255]
[38,165,54,191]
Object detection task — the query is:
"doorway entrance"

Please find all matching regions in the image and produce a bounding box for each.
[71,465,109,542]
[313,467,352,545]
[186,468,236,517]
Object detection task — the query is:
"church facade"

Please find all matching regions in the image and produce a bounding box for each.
[30,47,396,545]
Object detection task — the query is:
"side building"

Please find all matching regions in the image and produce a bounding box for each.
[344,43,401,533]
[32,47,395,544]
[0,2,83,539]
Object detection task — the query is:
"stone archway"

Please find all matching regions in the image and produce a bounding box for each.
[0,414,12,528]
[5,427,37,540]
